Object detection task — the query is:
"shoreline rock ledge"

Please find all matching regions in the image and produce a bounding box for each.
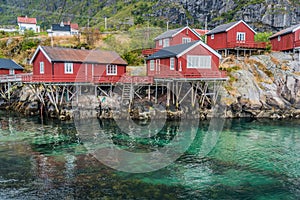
[1,52,300,120]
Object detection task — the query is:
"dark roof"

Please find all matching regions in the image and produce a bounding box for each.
[52,24,71,32]
[36,46,127,65]
[269,24,300,39]
[154,27,183,40]
[147,41,200,60]
[206,21,240,35]
[0,58,24,70]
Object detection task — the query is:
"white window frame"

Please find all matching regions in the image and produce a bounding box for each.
[64,63,73,74]
[278,36,281,41]
[170,57,175,70]
[40,62,44,74]
[182,37,191,44]
[106,64,117,75]
[211,34,214,39]
[236,32,246,42]
[150,60,155,71]
[187,55,211,69]
[159,39,162,46]
[155,59,160,72]
[163,38,170,47]
[9,69,15,75]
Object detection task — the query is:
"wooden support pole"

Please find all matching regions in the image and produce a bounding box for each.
[179,87,192,104]
[172,81,175,105]
[76,85,79,104]
[60,86,66,106]
[191,82,194,107]
[7,82,10,103]
[155,81,158,104]
[148,85,151,101]
[167,82,170,108]
[176,81,179,108]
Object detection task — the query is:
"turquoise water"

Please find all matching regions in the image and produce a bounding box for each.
[0,111,299,199]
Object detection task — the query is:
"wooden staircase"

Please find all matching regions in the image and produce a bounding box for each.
[122,83,133,103]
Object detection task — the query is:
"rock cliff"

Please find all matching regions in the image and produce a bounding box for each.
[156,0,300,31]
[1,0,299,32]
[220,52,300,118]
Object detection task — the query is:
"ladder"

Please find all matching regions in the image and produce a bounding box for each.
[122,83,133,103]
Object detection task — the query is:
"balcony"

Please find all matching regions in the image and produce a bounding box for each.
[141,48,160,56]
[227,41,266,49]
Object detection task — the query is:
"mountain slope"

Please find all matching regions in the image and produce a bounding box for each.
[0,0,299,32]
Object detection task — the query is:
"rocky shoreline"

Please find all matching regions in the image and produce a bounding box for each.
[1,52,300,121]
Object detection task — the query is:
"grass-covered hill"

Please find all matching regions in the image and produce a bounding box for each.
[0,0,299,32]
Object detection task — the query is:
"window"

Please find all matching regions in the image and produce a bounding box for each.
[150,60,155,71]
[236,32,246,42]
[9,69,14,75]
[40,62,44,74]
[156,59,160,71]
[187,55,211,69]
[163,38,170,47]
[64,63,73,74]
[182,37,191,44]
[170,57,175,70]
[211,34,214,39]
[106,64,117,75]
[159,39,162,46]
[278,36,281,41]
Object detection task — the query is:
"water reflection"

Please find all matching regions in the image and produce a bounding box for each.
[0,112,300,199]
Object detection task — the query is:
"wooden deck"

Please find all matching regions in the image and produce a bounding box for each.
[227,41,266,49]
[0,73,32,83]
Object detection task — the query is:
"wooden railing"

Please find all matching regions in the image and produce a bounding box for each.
[142,48,160,56]
[21,74,154,84]
[17,71,227,84]
[0,73,32,83]
[97,75,154,84]
[152,71,227,79]
[227,41,266,49]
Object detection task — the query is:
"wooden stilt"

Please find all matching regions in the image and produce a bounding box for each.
[155,81,158,104]
[148,85,151,100]
[166,82,170,108]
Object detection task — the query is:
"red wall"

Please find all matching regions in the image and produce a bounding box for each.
[155,28,201,49]
[0,69,23,75]
[207,32,227,50]
[271,29,300,51]
[147,43,221,78]
[32,50,53,78]
[295,29,300,48]
[207,22,255,50]
[227,22,255,43]
[32,49,127,83]
[180,44,220,75]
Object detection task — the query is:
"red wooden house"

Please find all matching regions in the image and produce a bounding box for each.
[0,58,24,75]
[146,40,226,79]
[269,24,300,52]
[206,20,265,52]
[142,26,202,56]
[30,46,127,83]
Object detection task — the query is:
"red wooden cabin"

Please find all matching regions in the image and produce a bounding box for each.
[142,26,202,56]
[0,58,24,75]
[30,46,127,83]
[146,40,226,79]
[206,20,265,51]
[269,24,300,52]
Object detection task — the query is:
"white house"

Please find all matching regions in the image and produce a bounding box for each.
[17,16,40,33]
[47,22,79,37]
